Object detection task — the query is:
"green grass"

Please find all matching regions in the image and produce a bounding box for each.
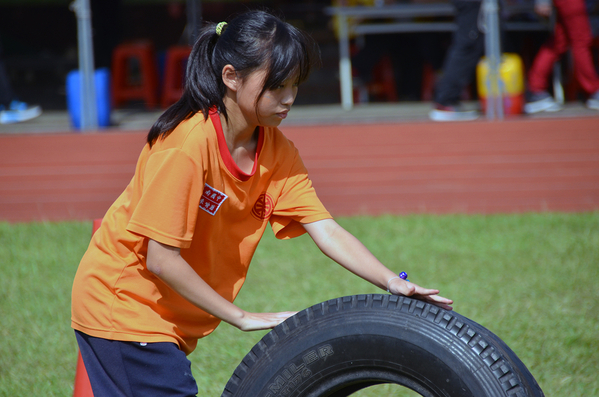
[1,213,598,396]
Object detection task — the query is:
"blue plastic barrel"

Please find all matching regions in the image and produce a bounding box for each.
[66,67,111,130]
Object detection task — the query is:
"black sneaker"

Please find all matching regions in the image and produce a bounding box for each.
[524,92,562,114]
[428,103,479,122]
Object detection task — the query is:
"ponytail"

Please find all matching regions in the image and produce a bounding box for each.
[147,25,223,146]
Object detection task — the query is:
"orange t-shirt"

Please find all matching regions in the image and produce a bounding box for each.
[71,111,331,354]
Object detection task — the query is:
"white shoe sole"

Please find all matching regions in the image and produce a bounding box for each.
[524,97,562,114]
[0,106,42,124]
[586,99,599,110]
[429,109,479,122]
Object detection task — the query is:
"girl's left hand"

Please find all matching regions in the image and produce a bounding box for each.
[387,278,453,311]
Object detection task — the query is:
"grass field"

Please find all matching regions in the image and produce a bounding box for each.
[1,213,598,396]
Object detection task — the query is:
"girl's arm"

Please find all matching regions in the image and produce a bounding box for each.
[146,239,296,331]
[302,218,453,310]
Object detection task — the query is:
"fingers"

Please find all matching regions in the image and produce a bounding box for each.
[260,311,297,328]
[388,278,453,311]
[271,311,298,323]
[412,289,454,311]
[388,278,432,296]
[409,291,453,311]
[239,311,297,331]
[420,294,454,311]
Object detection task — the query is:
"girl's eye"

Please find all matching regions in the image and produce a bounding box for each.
[271,81,298,90]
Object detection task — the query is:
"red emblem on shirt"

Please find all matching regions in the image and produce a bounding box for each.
[199,184,228,216]
[251,192,274,220]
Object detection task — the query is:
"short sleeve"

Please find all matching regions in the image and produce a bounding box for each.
[270,150,331,240]
[127,149,203,248]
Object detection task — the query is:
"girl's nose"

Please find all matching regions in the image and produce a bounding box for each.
[282,87,298,106]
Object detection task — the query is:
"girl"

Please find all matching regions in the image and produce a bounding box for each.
[71,10,452,396]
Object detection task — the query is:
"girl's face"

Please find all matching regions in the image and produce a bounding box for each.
[237,68,299,128]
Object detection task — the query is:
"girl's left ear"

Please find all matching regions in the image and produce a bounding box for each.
[222,65,239,92]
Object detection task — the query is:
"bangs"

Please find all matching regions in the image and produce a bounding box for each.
[262,24,315,90]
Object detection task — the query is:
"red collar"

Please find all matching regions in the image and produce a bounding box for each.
[209,110,263,181]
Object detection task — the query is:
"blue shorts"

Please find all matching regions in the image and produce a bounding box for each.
[75,330,198,397]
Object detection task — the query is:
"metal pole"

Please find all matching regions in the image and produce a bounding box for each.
[482,0,503,120]
[338,14,353,110]
[70,0,98,131]
[550,12,564,104]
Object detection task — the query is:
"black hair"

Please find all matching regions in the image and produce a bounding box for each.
[147,10,319,146]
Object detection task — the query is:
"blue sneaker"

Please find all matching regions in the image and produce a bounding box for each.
[0,100,42,124]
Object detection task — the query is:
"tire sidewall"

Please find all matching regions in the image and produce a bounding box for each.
[230,297,508,397]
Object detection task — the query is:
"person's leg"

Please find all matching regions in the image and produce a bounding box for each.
[0,40,14,107]
[527,21,569,93]
[75,331,198,397]
[75,331,134,396]
[434,1,485,106]
[430,1,483,120]
[122,340,198,396]
[553,0,599,94]
[0,38,43,123]
[524,9,571,113]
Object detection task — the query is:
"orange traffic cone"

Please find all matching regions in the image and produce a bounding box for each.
[73,218,102,396]
[73,351,93,396]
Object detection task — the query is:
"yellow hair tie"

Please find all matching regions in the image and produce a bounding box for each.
[215,22,227,36]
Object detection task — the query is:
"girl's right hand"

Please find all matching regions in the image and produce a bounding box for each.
[236,311,298,331]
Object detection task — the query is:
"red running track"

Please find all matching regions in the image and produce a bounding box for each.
[1,117,598,223]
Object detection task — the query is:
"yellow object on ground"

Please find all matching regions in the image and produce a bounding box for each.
[477,53,525,115]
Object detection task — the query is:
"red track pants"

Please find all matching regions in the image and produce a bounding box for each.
[527,0,599,95]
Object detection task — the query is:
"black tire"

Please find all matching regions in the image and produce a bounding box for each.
[222,294,544,397]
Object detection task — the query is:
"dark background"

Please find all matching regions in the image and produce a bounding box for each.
[0,0,565,111]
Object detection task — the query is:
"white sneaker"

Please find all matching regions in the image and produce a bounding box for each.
[586,90,599,110]
[429,103,479,122]
[524,92,562,114]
